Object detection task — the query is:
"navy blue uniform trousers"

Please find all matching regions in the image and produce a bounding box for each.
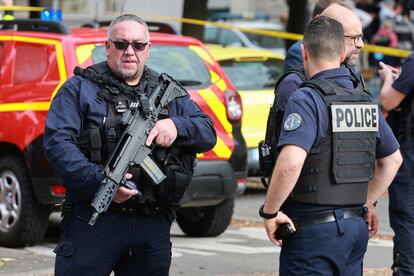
[280,209,368,276]
[54,203,171,276]
[389,141,414,275]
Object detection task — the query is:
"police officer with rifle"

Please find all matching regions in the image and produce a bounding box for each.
[44,14,216,275]
[260,16,402,275]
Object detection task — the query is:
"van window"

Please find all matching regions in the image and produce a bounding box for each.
[14,43,49,84]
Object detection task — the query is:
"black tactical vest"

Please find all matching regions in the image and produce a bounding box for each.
[76,62,159,164]
[259,65,368,188]
[289,79,378,205]
[75,62,196,211]
[258,66,306,186]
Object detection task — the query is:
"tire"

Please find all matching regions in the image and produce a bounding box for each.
[176,197,234,237]
[0,155,50,248]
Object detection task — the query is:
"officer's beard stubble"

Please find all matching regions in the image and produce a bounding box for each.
[113,62,141,84]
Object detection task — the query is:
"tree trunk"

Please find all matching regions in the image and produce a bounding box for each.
[182,0,208,41]
[286,0,308,50]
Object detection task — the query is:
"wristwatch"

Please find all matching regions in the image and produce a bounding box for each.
[259,204,279,219]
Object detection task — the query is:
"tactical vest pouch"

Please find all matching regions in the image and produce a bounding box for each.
[78,127,103,164]
[330,103,378,184]
[155,148,196,207]
[259,66,306,187]
[332,132,376,184]
[258,140,274,179]
[259,107,285,185]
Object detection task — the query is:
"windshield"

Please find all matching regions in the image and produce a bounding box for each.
[243,31,285,49]
[220,59,283,90]
[147,45,211,87]
[78,44,211,88]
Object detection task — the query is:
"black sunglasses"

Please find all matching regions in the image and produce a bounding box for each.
[109,39,148,51]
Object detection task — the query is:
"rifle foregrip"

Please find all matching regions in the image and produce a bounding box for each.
[89,178,119,226]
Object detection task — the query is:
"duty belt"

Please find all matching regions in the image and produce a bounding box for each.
[108,203,163,216]
[291,207,366,228]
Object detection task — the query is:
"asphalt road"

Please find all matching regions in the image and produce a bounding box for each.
[0,185,395,275]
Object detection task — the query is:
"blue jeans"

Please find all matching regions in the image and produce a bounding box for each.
[389,141,414,276]
[280,209,368,276]
[54,203,172,276]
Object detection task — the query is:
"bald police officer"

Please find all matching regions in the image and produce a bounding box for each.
[261,16,402,275]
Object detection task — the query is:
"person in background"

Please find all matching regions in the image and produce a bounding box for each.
[379,51,414,275]
[283,0,340,72]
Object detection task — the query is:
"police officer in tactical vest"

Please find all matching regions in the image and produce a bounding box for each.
[379,50,414,274]
[260,4,384,244]
[260,16,402,275]
[44,14,216,275]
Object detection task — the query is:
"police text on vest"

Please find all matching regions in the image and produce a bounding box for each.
[331,104,379,132]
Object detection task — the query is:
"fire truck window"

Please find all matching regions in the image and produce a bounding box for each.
[0,43,3,82]
[14,43,48,85]
[0,43,4,61]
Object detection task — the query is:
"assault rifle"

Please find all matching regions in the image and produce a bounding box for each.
[88,73,188,226]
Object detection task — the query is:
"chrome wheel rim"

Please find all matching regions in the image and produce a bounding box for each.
[0,170,22,232]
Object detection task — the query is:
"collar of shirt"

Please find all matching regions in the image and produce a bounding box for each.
[309,66,354,90]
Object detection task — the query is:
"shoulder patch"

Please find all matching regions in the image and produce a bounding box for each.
[284,113,302,131]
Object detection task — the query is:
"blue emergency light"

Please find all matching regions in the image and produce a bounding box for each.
[41,9,62,21]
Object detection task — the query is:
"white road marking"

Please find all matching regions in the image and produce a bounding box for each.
[173,248,215,256]
[24,227,394,260]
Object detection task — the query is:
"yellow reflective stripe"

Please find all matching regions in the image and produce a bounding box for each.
[189,45,214,66]
[76,44,96,65]
[149,15,303,41]
[198,88,232,133]
[149,15,413,59]
[362,44,411,58]
[212,136,232,158]
[0,35,12,40]
[209,70,220,83]
[216,79,227,92]
[0,5,44,12]
[196,152,204,158]
[0,102,50,112]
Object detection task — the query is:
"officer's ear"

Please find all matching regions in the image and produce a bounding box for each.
[340,44,348,64]
[146,42,151,59]
[105,40,111,58]
[301,44,307,62]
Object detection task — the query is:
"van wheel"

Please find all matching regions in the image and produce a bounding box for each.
[176,197,234,237]
[0,156,49,248]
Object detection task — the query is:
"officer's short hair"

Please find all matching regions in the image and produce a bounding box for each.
[108,14,150,42]
[303,16,344,60]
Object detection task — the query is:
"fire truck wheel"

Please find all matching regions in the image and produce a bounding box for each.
[0,156,50,248]
[176,197,234,237]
